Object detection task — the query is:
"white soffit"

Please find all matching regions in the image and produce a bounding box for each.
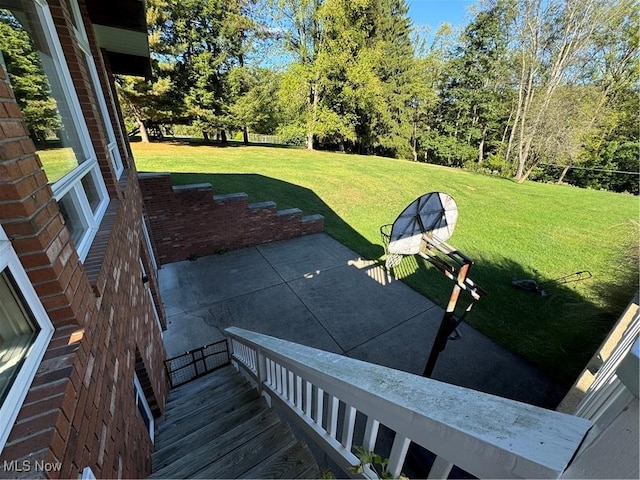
[93,24,149,58]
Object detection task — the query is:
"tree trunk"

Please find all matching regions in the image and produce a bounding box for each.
[518,161,539,184]
[558,164,571,183]
[220,130,227,144]
[203,131,209,141]
[243,126,249,145]
[412,120,418,161]
[478,124,487,163]
[137,118,149,143]
[306,82,320,150]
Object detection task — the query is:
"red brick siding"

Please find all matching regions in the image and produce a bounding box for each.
[139,174,325,265]
[48,0,120,199]
[0,2,168,477]
[100,51,134,162]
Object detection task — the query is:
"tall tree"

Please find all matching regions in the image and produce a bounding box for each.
[271,0,325,149]
[504,0,615,182]
[438,1,511,164]
[227,66,283,136]
[371,0,416,158]
[116,0,184,142]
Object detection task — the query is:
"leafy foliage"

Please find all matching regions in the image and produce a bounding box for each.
[0,12,60,143]
[352,446,408,480]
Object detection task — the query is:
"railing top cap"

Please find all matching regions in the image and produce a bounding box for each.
[226,327,592,478]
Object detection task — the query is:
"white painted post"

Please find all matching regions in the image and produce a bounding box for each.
[304,381,313,418]
[328,395,339,438]
[256,348,267,392]
[315,387,324,426]
[428,456,454,479]
[363,417,380,451]
[342,405,357,450]
[288,371,295,403]
[388,435,411,479]
[296,375,303,410]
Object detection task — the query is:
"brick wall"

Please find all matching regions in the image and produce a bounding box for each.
[0,1,168,477]
[139,173,325,265]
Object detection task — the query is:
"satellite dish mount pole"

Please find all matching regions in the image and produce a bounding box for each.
[421,249,480,378]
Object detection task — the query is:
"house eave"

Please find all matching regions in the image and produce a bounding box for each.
[87,0,151,77]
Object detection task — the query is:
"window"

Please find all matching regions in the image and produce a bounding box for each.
[0,227,54,453]
[140,258,162,335]
[0,0,109,261]
[68,0,125,178]
[134,372,154,442]
[141,217,158,278]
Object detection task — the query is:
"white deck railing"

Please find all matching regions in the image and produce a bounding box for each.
[225,327,591,479]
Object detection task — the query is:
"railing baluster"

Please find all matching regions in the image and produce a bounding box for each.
[342,405,357,450]
[296,375,303,410]
[304,381,312,417]
[363,417,380,451]
[315,387,324,426]
[288,371,295,402]
[272,360,277,388]
[388,434,411,479]
[265,357,272,385]
[224,329,591,480]
[281,366,288,398]
[327,395,339,438]
[428,456,454,479]
[275,364,282,393]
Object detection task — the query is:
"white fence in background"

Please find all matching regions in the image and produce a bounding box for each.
[247,133,283,144]
[225,327,591,479]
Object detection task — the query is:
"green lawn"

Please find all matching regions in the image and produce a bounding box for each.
[132,140,639,385]
[36,147,76,183]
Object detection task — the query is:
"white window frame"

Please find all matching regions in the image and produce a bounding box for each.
[68,0,124,179]
[141,216,158,278]
[0,226,55,453]
[140,258,162,336]
[133,372,154,443]
[17,0,110,262]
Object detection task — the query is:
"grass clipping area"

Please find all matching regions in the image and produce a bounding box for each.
[133,141,639,386]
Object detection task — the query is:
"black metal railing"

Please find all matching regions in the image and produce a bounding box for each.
[164,340,230,388]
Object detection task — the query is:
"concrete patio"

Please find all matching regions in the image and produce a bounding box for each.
[159,233,565,408]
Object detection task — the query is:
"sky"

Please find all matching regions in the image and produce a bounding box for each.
[406,0,478,32]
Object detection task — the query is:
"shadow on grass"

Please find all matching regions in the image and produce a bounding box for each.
[132,136,304,150]
[392,252,617,390]
[166,171,625,391]
[169,172,385,261]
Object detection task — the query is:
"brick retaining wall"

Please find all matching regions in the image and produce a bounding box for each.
[139,173,324,265]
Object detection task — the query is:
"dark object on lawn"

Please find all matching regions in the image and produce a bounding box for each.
[380,192,486,378]
[512,271,593,296]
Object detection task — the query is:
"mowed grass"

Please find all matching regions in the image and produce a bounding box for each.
[36,147,76,183]
[132,140,639,385]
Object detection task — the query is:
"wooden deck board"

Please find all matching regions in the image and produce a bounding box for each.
[152,407,282,478]
[240,440,321,479]
[150,366,320,479]
[191,422,295,479]
[153,396,270,469]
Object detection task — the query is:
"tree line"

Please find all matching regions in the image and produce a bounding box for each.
[0,0,637,193]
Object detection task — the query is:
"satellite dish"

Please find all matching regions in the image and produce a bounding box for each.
[387,192,458,256]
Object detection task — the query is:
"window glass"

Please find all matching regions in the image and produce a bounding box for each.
[69,0,124,177]
[134,372,155,442]
[0,269,39,404]
[81,171,101,214]
[0,7,90,182]
[58,191,87,245]
[0,1,109,262]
